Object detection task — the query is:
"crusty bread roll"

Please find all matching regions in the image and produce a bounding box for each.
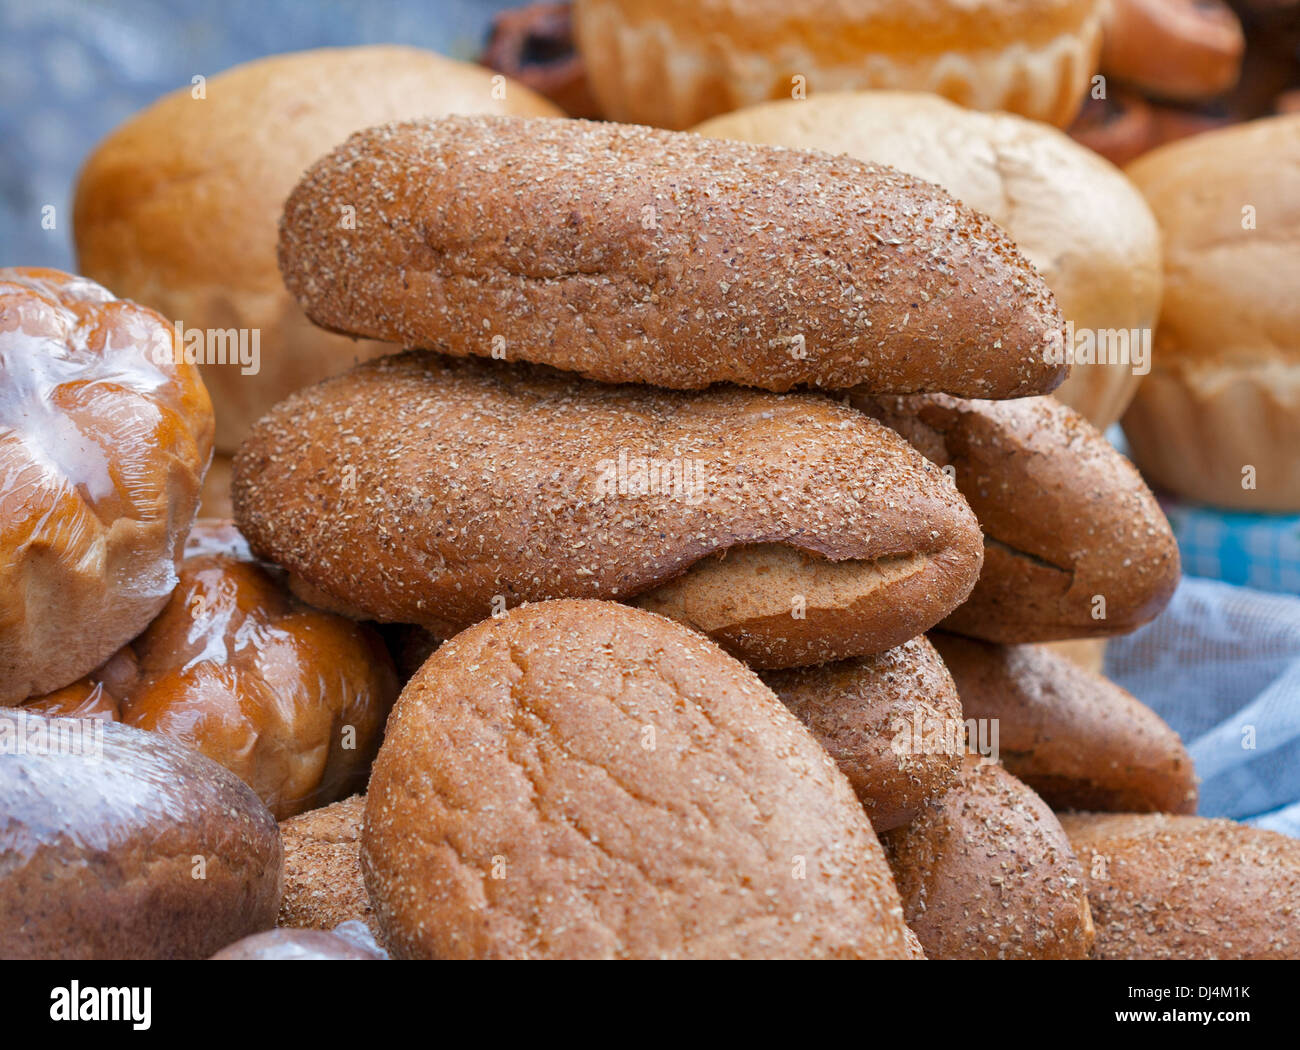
[23,521,398,820]
[761,638,963,832]
[234,353,983,670]
[853,393,1180,642]
[278,794,374,934]
[1100,0,1244,101]
[573,0,1105,129]
[0,712,281,960]
[1122,115,1300,510]
[883,757,1096,960]
[212,928,383,961]
[0,268,213,706]
[1061,813,1300,959]
[74,46,561,453]
[931,632,1198,814]
[278,115,1066,399]
[694,92,1164,429]
[363,599,913,959]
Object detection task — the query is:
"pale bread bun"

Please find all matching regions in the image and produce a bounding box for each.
[1062,813,1300,959]
[574,0,1105,129]
[1122,115,1300,510]
[695,92,1163,429]
[73,46,561,453]
[362,599,913,959]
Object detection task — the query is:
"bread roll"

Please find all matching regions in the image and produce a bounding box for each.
[22,521,399,820]
[931,632,1197,814]
[233,352,984,669]
[883,756,1095,960]
[853,393,1180,642]
[362,599,913,959]
[74,46,562,453]
[1100,0,1244,101]
[278,115,1066,399]
[278,794,373,933]
[1061,813,1300,959]
[573,0,1105,129]
[0,268,213,706]
[1122,115,1300,510]
[761,638,963,832]
[0,711,281,959]
[694,92,1163,428]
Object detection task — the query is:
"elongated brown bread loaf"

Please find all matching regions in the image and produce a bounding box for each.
[931,632,1197,814]
[278,115,1066,397]
[882,756,1095,960]
[761,637,963,832]
[1061,813,1300,959]
[362,599,913,959]
[853,392,1179,641]
[233,352,983,669]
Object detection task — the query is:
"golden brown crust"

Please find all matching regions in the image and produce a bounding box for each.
[1100,0,1244,101]
[0,713,281,960]
[362,599,912,960]
[278,115,1065,398]
[761,638,963,832]
[882,757,1095,960]
[278,794,375,934]
[1061,813,1300,959]
[233,352,984,668]
[575,0,1104,128]
[693,91,1163,430]
[853,392,1180,641]
[73,46,561,453]
[22,521,399,820]
[1122,115,1300,510]
[930,632,1198,814]
[0,267,213,705]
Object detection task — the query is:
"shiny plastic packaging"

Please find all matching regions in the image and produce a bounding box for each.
[0,267,213,704]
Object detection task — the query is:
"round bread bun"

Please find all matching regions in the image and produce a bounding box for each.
[0,711,281,959]
[233,352,984,670]
[1061,813,1300,959]
[1121,115,1300,510]
[23,520,399,820]
[211,927,384,960]
[278,793,374,934]
[0,268,213,706]
[573,0,1105,129]
[277,114,1066,399]
[760,638,964,832]
[1100,0,1245,102]
[362,599,913,960]
[931,632,1198,814]
[694,91,1164,429]
[853,393,1180,642]
[73,46,562,454]
[882,756,1096,960]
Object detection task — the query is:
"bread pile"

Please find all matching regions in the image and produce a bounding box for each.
[3,43,1299,962]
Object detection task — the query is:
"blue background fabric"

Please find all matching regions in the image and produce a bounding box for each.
[3,0,1298,836]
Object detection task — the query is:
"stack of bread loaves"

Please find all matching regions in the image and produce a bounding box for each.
[217,110,1300,961]
[6,60,1300,960]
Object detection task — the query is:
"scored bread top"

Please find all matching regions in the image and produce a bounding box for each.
[854,392,1180,640]
[232,351,982,639]
[361,598,912,959]
[278,114,1066,397]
